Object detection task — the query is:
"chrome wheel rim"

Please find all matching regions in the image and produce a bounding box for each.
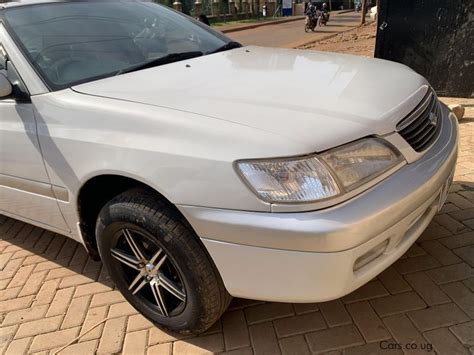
[110,228,186,317]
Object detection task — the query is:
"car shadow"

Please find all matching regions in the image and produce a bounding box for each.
[1,181,473,352]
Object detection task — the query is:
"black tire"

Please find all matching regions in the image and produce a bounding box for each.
[95,188,231,334]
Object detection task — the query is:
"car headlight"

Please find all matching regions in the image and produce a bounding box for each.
[236,138,404,204]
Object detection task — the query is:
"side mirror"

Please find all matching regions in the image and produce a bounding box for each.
[0,73,12,98]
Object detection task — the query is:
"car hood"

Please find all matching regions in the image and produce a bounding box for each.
[73,46,429,152]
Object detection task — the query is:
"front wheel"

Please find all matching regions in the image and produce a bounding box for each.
[95,188,231,334]
[305,18,311,32]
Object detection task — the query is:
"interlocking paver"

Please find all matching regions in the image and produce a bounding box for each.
[404,271,451,306]
[346,301,391,342]
[127,314,155,333]
[33,279,60,306]
[405,243,426,257]
[29,327,80,353]
[342,280,389,304]
[61,295,92,329]
[173,334,225,354]
[407,303,469,331]
[439,231,474,249]
[148,327,188,345]
[57,339,98,355]
[424,327,470,355]
[370,292,426,317]
[0,252,13,270]
[274,311,327,338]
[0,258,24,281]
[249,322,281,355]
[421,240,462,265]
[319,300,352,327]
[450,321,474,346]
[222,309,250,350]
[79,305,108,342]
[46,287,75,317]
[305,324,364,354]
[4,337,31,355]
[123,329,148,354]
[393,254,441,274]
[441,282,474,318]
[108,301,139,318]
[279,335,310,355]
[73,281,113,298]
[454,245,474,267]
[382,314,427,354]
[426,262,474,284]
[147,342,172,355]
[418,222,452,242]
[0,286,20,302]
[15,315,63,339]
[344,340,403,355]
[0,99,473,354]
[0,295,33,313]
[244,302,294,325]
[378,267,412,294]
[293,303,319,314]
[97,316,127,353]
[90,290,125,308]
[18,270,47,297]
[434,214,470,234]
[464,278,474,292]
[2,305,48,327]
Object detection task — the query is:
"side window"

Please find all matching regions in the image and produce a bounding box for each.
[0,43,29,101]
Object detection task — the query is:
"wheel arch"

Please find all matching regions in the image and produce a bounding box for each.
[77,173,183,259]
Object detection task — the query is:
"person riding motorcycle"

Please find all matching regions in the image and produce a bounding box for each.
[304,3,318,31]
[318,2,330,25]
[306,3,317,19]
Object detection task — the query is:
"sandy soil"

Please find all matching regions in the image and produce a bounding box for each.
[301,22,377,57]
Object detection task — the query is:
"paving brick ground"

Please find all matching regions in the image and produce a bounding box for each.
[1,99,473,354]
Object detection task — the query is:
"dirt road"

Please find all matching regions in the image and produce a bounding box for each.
[227,11,366,48]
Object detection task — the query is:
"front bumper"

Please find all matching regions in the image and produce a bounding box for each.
[179,109,458,302]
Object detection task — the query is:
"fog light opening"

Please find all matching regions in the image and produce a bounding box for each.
[353,240,389,271]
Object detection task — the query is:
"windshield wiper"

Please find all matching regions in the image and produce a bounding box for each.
[116,51,203,75]
[207,41,242,54]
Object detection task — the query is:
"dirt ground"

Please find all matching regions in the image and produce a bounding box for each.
[301,21,377,57]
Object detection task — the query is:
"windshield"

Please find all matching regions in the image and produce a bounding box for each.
[3,1,233,90]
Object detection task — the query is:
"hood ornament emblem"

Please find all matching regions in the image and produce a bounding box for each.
[429,112,438,127]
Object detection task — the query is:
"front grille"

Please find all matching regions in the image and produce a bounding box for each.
[397,90,442,152]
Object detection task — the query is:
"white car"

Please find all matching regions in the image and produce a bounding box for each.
[0,0,458,333]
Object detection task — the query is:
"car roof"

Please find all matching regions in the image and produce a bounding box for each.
[0,0,142,10]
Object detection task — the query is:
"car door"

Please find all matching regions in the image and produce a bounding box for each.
[0,40,69,232]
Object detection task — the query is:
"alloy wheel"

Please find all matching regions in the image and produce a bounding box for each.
[110,228,186,317]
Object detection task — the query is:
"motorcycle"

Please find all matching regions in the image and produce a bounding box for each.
[318,10,330,26]
[304,9,317,32]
